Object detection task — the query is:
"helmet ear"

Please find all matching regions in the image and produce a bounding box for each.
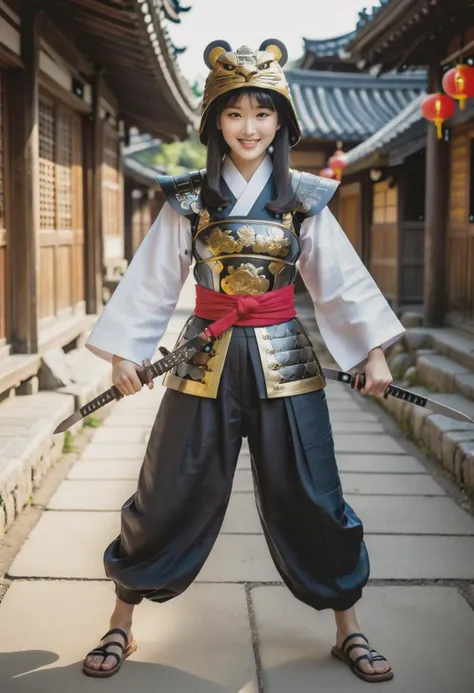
[259,39,288,66]
[203,40,233,69]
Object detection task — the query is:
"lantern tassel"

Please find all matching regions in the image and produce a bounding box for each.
[434,118,443,140]
[459,96,466,110]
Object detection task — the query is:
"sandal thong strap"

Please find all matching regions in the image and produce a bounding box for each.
[341,632,368,652]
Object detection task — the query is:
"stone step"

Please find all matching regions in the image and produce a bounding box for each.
[416,352,474,399]
[431,328,474,372]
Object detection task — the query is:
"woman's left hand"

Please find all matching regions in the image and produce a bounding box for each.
[355,347,393,397]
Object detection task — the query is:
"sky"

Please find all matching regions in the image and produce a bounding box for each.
[167,0,370,85]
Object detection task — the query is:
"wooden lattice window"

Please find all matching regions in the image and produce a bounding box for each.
[39,98,56,229]
[103,125,120,238]
[373,181,398,224]
[39,99,73,231]
[56,110,72,230]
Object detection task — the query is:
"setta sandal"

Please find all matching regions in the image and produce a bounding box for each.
[83,627,137,678]
[331,632,394,683]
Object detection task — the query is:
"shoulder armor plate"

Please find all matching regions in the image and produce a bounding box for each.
[157,169,206,217]
[290,170,339,217]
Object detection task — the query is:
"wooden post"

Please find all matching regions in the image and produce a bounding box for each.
[423,63,450,326]
[84,69,104,313]
[9,8,41,353]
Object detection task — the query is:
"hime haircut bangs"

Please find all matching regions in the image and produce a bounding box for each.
[201,88,296,213]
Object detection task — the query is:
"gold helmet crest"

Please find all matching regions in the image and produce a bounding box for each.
[199,39,302,147]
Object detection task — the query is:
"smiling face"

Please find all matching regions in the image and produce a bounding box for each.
[218,91,279,163]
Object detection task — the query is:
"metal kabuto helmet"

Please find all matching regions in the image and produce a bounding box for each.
[199,39,302,147]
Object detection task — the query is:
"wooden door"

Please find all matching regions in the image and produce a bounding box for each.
[370,180,399,304]
[102,122,124,276]
[338,182,361,254]
[446,127,474,329]
[38,96,85,324]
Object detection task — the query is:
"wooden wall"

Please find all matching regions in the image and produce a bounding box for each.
[338,182,361,254]
[38,95,85,324]
[447,124,474,327]
[370,180,398,303]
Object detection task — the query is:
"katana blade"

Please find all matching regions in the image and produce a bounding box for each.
[322,367,474,424]
[53,331,213,434]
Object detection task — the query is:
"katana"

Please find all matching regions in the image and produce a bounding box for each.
[53,330,214,434]
[323,368,474,424]
[53,335,474,434]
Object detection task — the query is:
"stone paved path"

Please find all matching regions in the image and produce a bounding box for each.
[1,278,474,692]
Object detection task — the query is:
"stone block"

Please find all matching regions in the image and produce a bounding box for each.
[12,472,33,514]
[0,504,5,539]
[0,581,258,693]
[38,347,74,389]
[432,328,474,371]
[462,452,474,492]
[403,328,433,352]
[401,310,423,327]
[388,352,413,379]
[454,440,474,485]
[417,353,471,393]
[2,491,16,530]
[441,432,474,474]
[253,585,474,693]
[456,373,474,402]
[16,376,39,395]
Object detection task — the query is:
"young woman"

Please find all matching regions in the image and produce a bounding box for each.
[83,39,403,683]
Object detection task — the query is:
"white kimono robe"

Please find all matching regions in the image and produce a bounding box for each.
[86,156,404,372]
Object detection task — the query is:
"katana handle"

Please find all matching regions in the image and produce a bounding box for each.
[353,373,428,407]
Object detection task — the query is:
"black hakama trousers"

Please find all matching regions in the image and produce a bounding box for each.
[104,326,370,612]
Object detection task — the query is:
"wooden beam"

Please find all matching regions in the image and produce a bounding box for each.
[423,63,450,327]
[83,69,104,314]
[9,7,42,353]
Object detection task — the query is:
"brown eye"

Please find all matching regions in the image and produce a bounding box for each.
[258,62,271,70]
[223,64,235,71]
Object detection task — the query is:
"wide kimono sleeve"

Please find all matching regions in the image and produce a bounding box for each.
[86,202,192,364]
[298,206,405,372]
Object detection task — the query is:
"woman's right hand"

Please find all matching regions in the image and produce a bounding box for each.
[112,355,153,396]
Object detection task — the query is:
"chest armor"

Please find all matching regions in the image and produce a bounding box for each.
[158,168,338,399]
[192,208,300,296]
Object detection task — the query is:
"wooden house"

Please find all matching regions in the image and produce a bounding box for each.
[340,94,427,309]
[286,34,425,192]
[346,0,474,330]
[0,0,196,396]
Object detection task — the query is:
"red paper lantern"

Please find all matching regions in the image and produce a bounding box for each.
[442,64,474,110]
[328,142,347,181]
[319,167,335,179]
[420,92,455,139]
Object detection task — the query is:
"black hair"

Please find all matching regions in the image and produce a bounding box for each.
[201,87,296,213]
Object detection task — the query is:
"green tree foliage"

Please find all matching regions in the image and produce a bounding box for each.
[137,138,206,175]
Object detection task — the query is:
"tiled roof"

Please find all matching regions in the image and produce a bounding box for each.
[286,68,426,141]
[303,33,355,59]
[345,94,426,167]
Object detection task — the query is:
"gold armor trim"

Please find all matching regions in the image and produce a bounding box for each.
[198,253,293,267]
[200,41,301,146]
[254,327,326,398]
[221,264,270,295]
[163,327,233,399]
[194,218,298,243]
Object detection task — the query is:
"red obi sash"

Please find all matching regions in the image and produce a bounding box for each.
[194,284,297,340]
